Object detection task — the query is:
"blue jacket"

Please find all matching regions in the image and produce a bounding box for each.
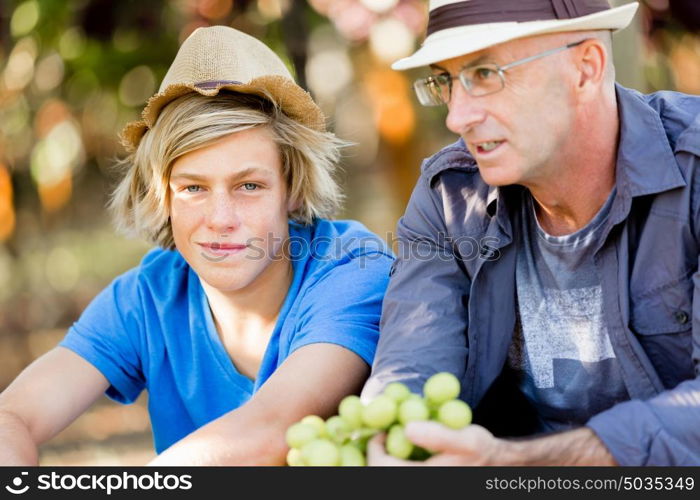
[363,85,700,465]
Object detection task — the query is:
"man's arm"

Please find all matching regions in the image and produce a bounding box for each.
[0,347,110,465]
[149,343,369,466]
[368,422,616,466]
[362,164,471,399]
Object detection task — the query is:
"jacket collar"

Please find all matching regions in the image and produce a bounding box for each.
[613,84,685,199]
[485,84,686,224]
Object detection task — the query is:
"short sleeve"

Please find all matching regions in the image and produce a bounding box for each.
[60,269,146,404]
[289,252,393,366]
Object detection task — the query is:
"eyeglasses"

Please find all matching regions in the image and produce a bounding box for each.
[413,39,588,107]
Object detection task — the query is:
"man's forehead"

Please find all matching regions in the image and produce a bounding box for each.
[429,33,559,70]
[430,52,490,71]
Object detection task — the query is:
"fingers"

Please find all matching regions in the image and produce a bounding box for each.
[404,421,494,454]
[404,421,463,452]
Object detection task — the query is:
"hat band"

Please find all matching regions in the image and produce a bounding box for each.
[426,0,612,36]
[194,80,242,89]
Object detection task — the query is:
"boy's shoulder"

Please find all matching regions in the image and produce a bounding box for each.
[291,219,394,287]
[292,219,393,262]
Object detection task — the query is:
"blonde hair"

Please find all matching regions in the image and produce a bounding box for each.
[110,92,345,249]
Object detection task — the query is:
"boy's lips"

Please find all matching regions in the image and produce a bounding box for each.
[197,242,248,260]
[198,242,247,251]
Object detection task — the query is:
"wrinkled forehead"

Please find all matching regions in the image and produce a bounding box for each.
[429,34,547,71]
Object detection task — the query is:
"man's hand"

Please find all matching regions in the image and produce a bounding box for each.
[368,422,507,466]
[367,422,617,466]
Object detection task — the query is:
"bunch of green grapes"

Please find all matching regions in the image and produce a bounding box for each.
[285,372,472,466]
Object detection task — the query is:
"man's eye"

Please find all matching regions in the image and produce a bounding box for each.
[432,73,451,85]
[474,67,496,80]
[185,185,202,193]
[242,183,259,191]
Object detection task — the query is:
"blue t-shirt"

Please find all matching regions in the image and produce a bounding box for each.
[60,219,393,452]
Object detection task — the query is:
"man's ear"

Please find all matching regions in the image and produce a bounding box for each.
[576,39,608,100]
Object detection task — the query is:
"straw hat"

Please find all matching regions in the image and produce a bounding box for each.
[120,25,325,151]
[392,0,640,70]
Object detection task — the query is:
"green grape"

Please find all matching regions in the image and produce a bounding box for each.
[338,395,363,429]
[285,422,319,449]
[300,415,327,438]
[301,439,340,466]
[352,427,379,440]
[437,399,472,429]
[339,444,366,466]
[326,416,352,444]
[398,397,430,424]
[423,372,461,405]
[349,434,371,454]
[361,395,398,429]
[386,425,414,459]
[348,427,377,454]
[286,448,305,466]
[383,382,411,403]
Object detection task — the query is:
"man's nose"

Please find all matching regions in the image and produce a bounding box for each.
[206,191,241,233]
[445,82,487,135]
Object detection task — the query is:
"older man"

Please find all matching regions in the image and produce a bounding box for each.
[364,0,700,465]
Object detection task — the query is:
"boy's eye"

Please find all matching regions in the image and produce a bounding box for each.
[242,183,259,191]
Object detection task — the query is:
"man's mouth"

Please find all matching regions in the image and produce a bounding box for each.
[474,140,505,154]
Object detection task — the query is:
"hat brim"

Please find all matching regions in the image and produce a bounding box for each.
[120,76,326,152]
[392,2,639,70]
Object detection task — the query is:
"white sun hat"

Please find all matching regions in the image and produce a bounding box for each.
[392,0,640,70]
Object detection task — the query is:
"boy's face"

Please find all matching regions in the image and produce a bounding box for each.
[168,126,293,294]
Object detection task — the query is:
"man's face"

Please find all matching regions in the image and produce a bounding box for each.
[433,35,577,187]
[169,126,292,294]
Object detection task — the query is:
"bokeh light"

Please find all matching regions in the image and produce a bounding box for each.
[363,68,415,144]
[30,119,84,212]
[3,36,38,91]
[34,52,65,93]
[257,0,291,21]
[306,49,354,103]
[10,1,40,38]
[45,247,80,293]
[0,165,15,242]
[369,17,415,62]
[58,27,86,61]
[118,65,157,107]
[669,34,700,94]
[360,0,399,14]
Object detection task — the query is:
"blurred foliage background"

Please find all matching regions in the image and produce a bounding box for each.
[0,0,698,465]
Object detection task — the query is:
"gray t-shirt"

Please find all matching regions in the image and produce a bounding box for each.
[508,189,628,432]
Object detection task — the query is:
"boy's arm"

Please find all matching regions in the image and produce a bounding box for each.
[149,343,369,466]
[0,346,109,465]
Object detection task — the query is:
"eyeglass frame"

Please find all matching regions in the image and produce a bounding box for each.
[414,39,588,106]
